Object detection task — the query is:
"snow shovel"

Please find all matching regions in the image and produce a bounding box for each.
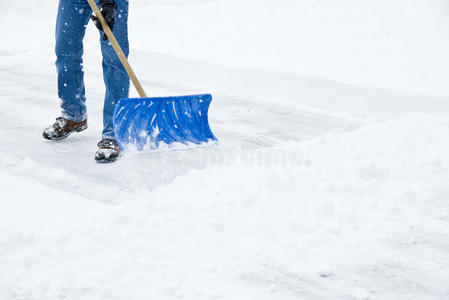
[87,0,218,150]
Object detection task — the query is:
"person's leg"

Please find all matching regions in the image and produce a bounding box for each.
[56,0,92,122]
[100,0,130,139]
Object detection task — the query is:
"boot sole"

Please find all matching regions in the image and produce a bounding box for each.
[95,153,121,163]
[43,124,88,141]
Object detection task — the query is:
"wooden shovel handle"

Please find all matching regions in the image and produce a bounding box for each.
[87,0,148,98]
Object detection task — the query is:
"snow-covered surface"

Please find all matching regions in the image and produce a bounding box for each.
[1,0,449,299]
[132,0,449,97]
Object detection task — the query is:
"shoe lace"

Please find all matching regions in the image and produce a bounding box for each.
[54,117,67,130]
[98,139,118,149]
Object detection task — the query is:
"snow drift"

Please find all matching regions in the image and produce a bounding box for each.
[1,114,449,299]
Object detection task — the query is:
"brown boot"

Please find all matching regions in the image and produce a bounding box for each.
[43,117,87,140]
[95,139,122,163]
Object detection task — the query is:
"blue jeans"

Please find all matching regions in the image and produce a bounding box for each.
[56,0,130,139]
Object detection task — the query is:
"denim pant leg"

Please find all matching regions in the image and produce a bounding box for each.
[100,0,130,139]
[56,0,92,122]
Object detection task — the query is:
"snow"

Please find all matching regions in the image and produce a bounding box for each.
[132,0,449,97]
[1,0,449,299]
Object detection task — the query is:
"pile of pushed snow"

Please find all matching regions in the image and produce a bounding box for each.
[143,113,449,298]
[154,113,449,226]
[1,114,448,299]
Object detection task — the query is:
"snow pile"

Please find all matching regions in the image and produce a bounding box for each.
[1,114,448,299]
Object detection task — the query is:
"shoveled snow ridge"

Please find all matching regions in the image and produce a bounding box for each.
[1,114,448,300]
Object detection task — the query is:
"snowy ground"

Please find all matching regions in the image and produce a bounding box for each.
[1,0,449,299]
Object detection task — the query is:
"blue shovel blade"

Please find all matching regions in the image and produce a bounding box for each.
[113,94,218,150]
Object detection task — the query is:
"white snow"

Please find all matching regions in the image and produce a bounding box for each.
[1,0,449,299]
[132,0,449,97]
